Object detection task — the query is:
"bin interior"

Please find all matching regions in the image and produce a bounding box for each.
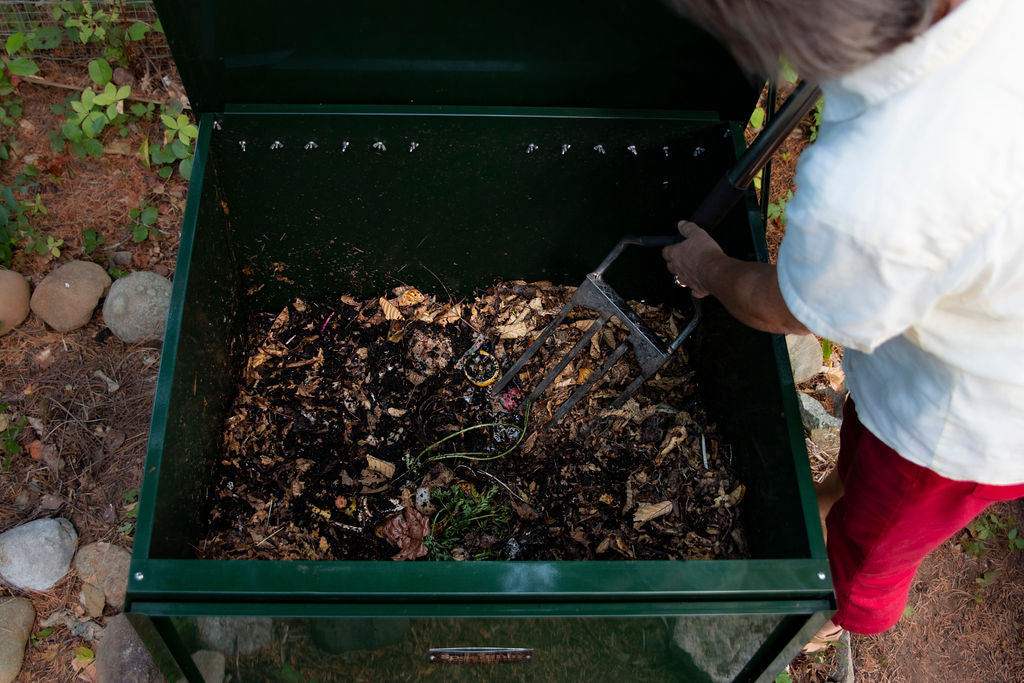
[136,107,819,569]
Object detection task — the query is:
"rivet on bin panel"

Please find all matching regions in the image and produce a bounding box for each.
[305,141,318,150]
[134,572,144,581]
[373,141,386,152]
[663,146,670,157]
[627,144,638,156]
[238,141,246,152]
[526,143,539,154]
[213,120,222,130]
[561,144,571,155]
[693,146,706,157]
[408,141,419,152]
[270,140,283,150]
[593,144,606,154]
[341,141,350,152]
[817,572,827,581]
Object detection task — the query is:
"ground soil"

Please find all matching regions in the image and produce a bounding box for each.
[0,51,1020,681]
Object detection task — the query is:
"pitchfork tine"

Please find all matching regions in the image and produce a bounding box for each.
[526,316,607,404]
[548,342,629,424]
[492,290,583,395]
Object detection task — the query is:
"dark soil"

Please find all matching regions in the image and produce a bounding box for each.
[199,283,748,563]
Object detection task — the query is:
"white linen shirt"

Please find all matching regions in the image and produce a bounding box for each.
[777,0,1024,484]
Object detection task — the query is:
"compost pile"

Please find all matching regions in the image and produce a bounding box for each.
[198,282,748,562]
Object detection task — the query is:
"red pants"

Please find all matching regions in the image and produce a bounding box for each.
[827,400,1024,634]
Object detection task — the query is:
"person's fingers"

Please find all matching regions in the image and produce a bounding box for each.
[677,220,701,238]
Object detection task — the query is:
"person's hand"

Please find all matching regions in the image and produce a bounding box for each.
[661,221,726,298]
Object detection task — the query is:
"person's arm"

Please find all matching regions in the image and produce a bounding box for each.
[662,221,810,336]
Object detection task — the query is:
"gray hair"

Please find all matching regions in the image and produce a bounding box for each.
[670,0,942,81]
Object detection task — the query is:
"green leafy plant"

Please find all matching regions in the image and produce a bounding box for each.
[81,228,105,255]
[53,2,151,65]
[425,484,513,560]
[30,626,57,648]
[142,108,198,180]
[963,513,1024,559]
[51,59,132,159]
[807,97,825,143]
[117,487,140,536]
[821,338,834,364]
[748,105,765,131]
[129,202,159,242]
[0,167,46,267]
[0,402,28,472]
[767,189,794,227]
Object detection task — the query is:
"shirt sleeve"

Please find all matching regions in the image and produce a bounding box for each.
[777,189,945,354]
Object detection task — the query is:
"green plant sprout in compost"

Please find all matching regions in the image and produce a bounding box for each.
[403,401,531,475]
[426,484,513,560]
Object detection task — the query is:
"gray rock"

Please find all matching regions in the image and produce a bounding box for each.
[0,517,78,591]
[102,271,172,343]
[111,67,135,88]
[39,608,104,643]
[175,650,225,683]
[797,392,842,431]
[0,598,34,683]
[80,582,105,618]
[798,392,842,454]
[786,334,823,385]
[94,614,163,683]
[832,630,855,683]
[197,616,272,656]
[74,542,131,610]
[0,269,30,336]
[30,261,111,332]
[110,251,134,267]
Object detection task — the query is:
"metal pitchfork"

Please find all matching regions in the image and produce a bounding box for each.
[491,83,823,425]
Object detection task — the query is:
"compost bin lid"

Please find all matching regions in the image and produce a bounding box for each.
[152,0,757,119]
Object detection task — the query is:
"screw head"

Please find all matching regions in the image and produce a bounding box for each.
[134,572,145,581]
[817,572,827,581]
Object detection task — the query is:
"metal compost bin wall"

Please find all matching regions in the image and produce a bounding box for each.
[127,107,832,682]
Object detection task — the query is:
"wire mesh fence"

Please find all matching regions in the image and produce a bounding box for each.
[1,1,166,63]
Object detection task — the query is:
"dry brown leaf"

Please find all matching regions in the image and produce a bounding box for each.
[387,407,407,418]
[578,367,594,384]
[339,294,360,306]
[379,297,403,321]
[633,500,673,523]
[496,320,532,339]
[381,508,431,561]
[28,440,43,460]
[826,366,847,391]
[394,287,426,307]
[436,303,462,326]
[366,455,396,478]
[269,307,290,335]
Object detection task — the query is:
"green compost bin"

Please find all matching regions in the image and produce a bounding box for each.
[128,2,835,681]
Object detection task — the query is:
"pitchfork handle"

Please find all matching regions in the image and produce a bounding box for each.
[690,81,823,230]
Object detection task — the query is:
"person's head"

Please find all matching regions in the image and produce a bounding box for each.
[670,0,951,81]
